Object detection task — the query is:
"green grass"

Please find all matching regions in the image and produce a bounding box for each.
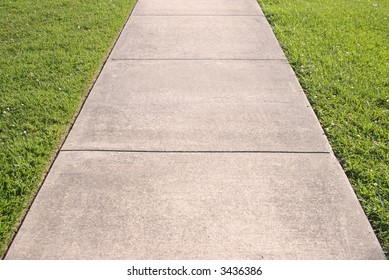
[258,0,389,256]
[0,0,136,257]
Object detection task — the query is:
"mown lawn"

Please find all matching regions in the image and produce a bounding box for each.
[258,0,388,255]
[0,0,136,257]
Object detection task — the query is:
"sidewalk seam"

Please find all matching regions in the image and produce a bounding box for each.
[110,58,288,61]
[60,150,331,154]
[132,15,265,17]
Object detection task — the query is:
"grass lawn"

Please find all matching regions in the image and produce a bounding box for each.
[258,0,388,255]
[0,0,136,257]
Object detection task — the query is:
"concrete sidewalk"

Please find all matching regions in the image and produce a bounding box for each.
[6,0,385,259]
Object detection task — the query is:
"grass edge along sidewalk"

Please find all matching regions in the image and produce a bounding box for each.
[257,0,388,256]
[0,0,137,258]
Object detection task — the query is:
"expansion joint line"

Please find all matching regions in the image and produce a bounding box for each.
[60,149,331,155]
[109,58,288,61]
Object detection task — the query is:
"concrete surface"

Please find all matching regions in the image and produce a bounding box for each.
[6,152,385,259]
[63,60,330,152]
[133,0,263,16]
[6,0,385,259]
[110,16,285,60]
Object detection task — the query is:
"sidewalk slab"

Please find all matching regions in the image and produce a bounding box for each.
[63,60,330,152]
[6,152,385,259]
[133,0,263,16]
[110,16,285,60]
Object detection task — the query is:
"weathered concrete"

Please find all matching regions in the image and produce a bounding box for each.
[133,0,263,16]
[6,0,385,259]
[110,16,285,60]
[63,60,330,152]
[6,152,385,259]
